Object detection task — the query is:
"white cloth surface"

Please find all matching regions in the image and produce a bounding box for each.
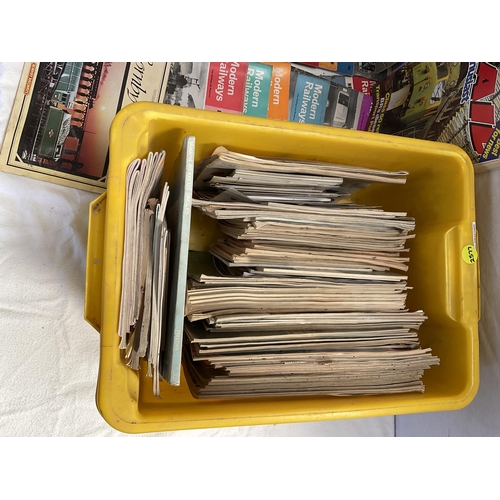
[0,62,394,436]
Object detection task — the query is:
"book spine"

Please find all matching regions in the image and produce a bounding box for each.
[242,63,273,118]
[205,62,249,114]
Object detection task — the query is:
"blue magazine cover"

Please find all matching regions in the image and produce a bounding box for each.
[289,73,329,125]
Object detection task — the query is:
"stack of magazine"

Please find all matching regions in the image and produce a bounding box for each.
[181,148,440,398]
[117,143,440,399]
[118,137,196,396]
[118,150,169,397]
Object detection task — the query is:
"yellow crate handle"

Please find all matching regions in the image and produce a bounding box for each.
[476,229,481,321]
[84,192,106,333]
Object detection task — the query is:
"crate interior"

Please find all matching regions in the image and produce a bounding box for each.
[103,105,478,429]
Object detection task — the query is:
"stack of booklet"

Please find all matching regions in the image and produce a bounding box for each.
[118,151,170,396]
[118,137,196,396]
[182,148,439,398]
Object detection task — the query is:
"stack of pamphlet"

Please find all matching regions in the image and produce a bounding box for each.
[118,151,170,396]
[182,148,440,398]
[118,137,196,396]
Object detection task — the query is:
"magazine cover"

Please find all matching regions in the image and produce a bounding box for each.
[289,71,330,125]
[293,63,376,94]
[366,62,500,164]
[204,62,249,114]
[300,62,355,76]
[289,65,372,130]
[0,62,171,193]
[265,62,291,120]
[163,62,209,109]
[242,62,273,118]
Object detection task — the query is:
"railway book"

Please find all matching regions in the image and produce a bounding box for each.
[0,62,172,193]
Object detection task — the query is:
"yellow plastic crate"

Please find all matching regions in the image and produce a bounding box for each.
[84,102,480,434]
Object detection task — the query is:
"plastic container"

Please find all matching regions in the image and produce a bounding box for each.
[84,102,480,434]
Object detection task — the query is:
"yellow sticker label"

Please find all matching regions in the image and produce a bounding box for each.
[462,245,478,264]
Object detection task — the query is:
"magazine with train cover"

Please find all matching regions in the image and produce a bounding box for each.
[289,64,373,131]
[366,62,500,165]
[0,62,171,193]
[164,62,373,129]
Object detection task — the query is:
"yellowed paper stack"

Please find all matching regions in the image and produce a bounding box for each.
[183,148,439,398]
